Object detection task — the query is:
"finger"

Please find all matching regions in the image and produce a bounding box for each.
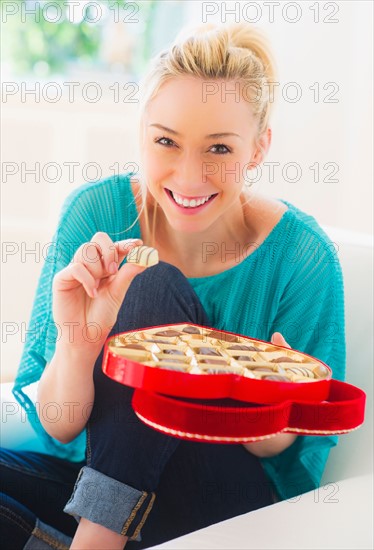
[54,263,98,299]
[90,232,119,274]
[91,236,143,274]
[271,332,291,348]
[72,231,143,286]
[113,239,143,263]
[72,235,142,281]
[72,240,105,280]
[107,261,148,307]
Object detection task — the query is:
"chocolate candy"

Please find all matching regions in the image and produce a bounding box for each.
[199,358,228,365]
[228,344,260,351]
[123,344,146,350]
[182,326,201,334]
[126,245,159,267]
[154,330,181,337]
[313,364,330,378]
[208,330,238,342]
[163,349,184,355]
[284,366,315,378]
[195,347,221,356]
[250,366,275,373]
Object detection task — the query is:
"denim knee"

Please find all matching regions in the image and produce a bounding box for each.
[113,260,211,332]
[127,260,185,288]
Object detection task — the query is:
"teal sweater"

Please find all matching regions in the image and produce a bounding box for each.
[13,172,346,500]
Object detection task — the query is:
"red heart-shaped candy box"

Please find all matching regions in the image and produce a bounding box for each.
[102,323,365,442]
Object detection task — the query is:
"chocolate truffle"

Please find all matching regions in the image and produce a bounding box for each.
[228,344,260,351]
[154,330,181,337]
[208,330,237,342]
[182,326,201,334]
[195,347,221,356]
[199,358,228,365]
[163,349,184,356]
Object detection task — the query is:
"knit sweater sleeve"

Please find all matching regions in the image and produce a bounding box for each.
[12,173,138,460]
[261,215,346,499]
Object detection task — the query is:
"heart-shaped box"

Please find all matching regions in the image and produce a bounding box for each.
[102,323,366,442]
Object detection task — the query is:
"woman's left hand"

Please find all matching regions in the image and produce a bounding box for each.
[242,331,297,458]
[271,332,290,348]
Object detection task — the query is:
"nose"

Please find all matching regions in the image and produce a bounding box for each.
[173,153,215,195]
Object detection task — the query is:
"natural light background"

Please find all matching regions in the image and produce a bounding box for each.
[1,0,373,381]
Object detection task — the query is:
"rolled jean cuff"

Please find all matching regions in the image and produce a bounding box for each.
[24,518,72,549]
[63,466,156,542]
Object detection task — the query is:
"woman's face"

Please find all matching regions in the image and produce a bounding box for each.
[141,76,267,233]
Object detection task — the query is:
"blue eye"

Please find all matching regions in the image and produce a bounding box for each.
[154,136,231,155]
[155,137,174,147]
[210,144,231,155]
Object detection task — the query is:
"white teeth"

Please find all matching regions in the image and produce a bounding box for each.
[171,191,213,208]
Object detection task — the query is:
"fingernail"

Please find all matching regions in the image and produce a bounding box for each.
[109,262,118,274]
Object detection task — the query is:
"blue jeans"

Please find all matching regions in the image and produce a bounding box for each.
[1,262,274,549]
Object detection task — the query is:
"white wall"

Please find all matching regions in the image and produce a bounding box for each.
[185,0,373,233]
[1,0,373,381]
[1,90,141,382]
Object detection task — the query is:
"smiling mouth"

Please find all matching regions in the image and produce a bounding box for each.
[166,189,218,208]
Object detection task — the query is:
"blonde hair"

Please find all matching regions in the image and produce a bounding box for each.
[131,22,278,247]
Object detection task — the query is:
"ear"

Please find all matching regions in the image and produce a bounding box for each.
[248,127,272,168]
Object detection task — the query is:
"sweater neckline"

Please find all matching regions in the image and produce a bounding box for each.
[126,175,293,282]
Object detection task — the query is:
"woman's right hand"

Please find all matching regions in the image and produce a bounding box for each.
[52,232,149,355]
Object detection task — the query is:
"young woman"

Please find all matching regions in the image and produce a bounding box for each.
[1,22,345,549]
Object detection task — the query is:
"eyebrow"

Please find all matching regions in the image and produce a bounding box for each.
[149,123,242,140]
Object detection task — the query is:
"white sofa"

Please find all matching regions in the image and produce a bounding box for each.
[320,226,373,483]
[1,226,373,548]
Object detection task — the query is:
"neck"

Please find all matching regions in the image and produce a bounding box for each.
[153,194,259,275]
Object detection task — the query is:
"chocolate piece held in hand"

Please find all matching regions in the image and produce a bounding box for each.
[127,245,159,267]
